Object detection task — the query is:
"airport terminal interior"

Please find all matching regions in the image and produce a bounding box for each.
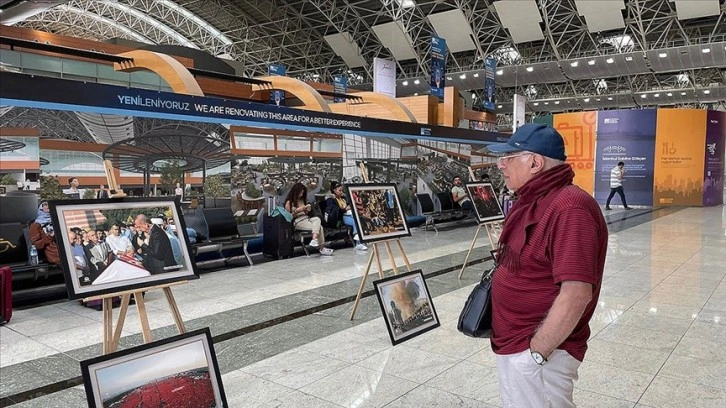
[1,0,726,407]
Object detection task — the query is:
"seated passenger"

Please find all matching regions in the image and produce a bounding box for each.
[284,182,333,256]
[451,175,474,212]
[29,202,60,265]
[325,181,367,251]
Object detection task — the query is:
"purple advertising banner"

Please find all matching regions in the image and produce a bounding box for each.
[703,111,726,206]
[595,109,657,206]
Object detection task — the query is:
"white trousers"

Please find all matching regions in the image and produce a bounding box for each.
[294,216,325,244]
[496,349,581,408]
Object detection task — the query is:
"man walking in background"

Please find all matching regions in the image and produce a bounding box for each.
[605,161,631,210]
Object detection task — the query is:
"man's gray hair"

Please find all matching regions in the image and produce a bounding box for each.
[542,156,565,170]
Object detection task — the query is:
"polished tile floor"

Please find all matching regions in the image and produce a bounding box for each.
[1,204,725,407]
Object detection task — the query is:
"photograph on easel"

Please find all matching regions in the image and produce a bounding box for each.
[80,328,227,408]
[345,183,410,244]
[49,197,199,300]
[465,182,505,224]
[373,269,440,345]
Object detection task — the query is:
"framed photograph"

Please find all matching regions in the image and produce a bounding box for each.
[80,328,227,408]
[373,269,440,345]
[345,183,410,244]
[465,182,505,223]
[49,197,199,300]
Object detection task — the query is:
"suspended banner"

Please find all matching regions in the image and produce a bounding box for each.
[594,110,657,206]
[512,94,526,131]
[268,64,286,107]
[482,58,497,112]
[703,111,725,206]
[373,57,396,98]
[430,36,446,99]
[333,75,347,103]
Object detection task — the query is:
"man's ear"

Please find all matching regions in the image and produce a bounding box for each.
[530,154,546,173]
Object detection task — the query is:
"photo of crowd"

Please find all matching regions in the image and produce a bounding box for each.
[346,184,410,243]
[51,199,198,299]
[466,182,505,223]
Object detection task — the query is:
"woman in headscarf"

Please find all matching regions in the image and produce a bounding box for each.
[29,201,60,264]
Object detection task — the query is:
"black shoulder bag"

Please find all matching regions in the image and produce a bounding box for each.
[457,266,495,338]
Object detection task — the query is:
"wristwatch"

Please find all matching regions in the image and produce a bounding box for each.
[530,350,547,365]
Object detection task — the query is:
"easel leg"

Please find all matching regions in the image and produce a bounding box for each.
[163,287,186,334]
[459,225,483,279]
[395,239,413,271]
[350,247,377,320]
[384,241,399,275]
[109,294,132,353]
[102,298,113,354]
[373,243,384,279]
[484,223,496,249]
[134,292,153,343]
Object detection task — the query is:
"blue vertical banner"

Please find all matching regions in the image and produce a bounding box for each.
[333,75,347,103]
[430,36,446,99]
[268,64,286,106]
[595,110,657,206]
[482,58,496,112]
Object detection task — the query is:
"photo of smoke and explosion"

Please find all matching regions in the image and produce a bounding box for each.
[347,184,410,243]
[374,270,440,345]
[466,182,505,223]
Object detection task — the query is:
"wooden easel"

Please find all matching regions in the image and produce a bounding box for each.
[349,238,413,320]
[459,166,501,279]
[84,282,187,354]
[458,221,500,279]
[349,161,413,319]
[103,159,127,198]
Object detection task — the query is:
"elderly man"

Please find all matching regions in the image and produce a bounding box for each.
[134,214,177,274]
[485,123,608,408]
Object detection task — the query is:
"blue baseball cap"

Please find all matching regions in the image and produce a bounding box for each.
[487,123,567,161]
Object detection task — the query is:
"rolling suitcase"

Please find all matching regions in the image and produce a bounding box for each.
[1,266,12,325]
[262,214,294,259]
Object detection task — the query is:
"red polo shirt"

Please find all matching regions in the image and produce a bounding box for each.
[491,186,608,361]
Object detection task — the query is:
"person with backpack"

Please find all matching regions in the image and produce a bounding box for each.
[325,181,367,251]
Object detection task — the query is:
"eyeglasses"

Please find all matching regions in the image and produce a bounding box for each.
[497,152,532,164]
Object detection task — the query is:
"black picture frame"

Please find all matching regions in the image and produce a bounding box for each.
[465,182,505,224]
[80,328,227,408]
[49,197,199,300]
[345,183,411,244]
[373,269,440,345]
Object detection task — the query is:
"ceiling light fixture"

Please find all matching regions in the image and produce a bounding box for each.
[526,66,534,72]
[496,70,503,75]
[666,92,673,96]
[641,94,647,98]
[704,89,711,94]
[658,52,667,58]
[402,81,408,86]
[413,79,420,85]
[497,105,503,109]
[584,98,590,102]
[533,102,540,106]
[607,97,613,100]
[446,76,452,81]
[554,101,560,104]
[473,73,479,77]
[625,56,633,61]
[606,58,614,64]
[544,102,549,105]
[654,93,660,97]
[460,74,467,79]
[680,91,687,95]
[570,61,579,67]
[587,60,596,65]
[701,48,711,54]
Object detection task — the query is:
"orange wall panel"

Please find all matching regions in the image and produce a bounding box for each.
[553,111,597,194]
[653,109,706,206]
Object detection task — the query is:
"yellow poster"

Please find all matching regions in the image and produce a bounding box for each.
[553,111,596,194]
[653,109,706,206]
